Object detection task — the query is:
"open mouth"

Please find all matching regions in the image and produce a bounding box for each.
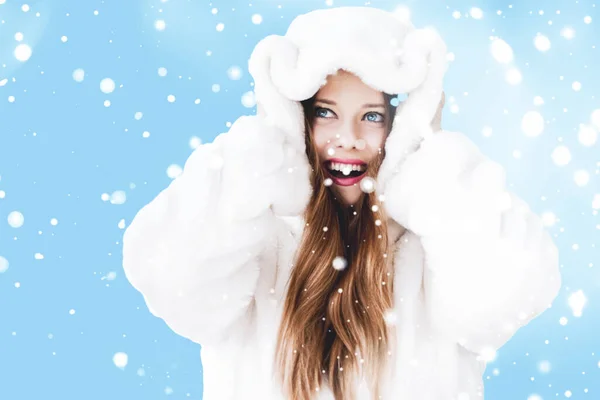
[324,161,367,180]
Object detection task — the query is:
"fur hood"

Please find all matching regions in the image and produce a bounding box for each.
[248,6,448,201]
[122,8,562,399]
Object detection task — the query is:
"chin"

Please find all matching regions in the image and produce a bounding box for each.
[333,185,363,206]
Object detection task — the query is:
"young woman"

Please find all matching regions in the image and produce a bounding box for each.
[122,6,561,400]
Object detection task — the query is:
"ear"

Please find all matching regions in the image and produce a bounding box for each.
[430,91,445,132]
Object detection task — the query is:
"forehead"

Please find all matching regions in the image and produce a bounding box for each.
[316,70,383,104]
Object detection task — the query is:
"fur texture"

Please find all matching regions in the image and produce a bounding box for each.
[248,7,448,199]
[122,6,561,400]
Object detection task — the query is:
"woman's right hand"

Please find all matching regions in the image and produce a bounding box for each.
[122,114,311,345]
[218,115,311,221]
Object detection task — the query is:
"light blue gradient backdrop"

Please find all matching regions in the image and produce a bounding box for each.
[0,0,598,399]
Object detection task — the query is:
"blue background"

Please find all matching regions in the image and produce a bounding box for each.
[1,0,599,399]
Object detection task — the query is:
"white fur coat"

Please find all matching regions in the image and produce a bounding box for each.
[122,6,561,400]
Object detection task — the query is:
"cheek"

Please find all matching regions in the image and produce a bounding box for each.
[312,126,334,155]
[364,129,387,152]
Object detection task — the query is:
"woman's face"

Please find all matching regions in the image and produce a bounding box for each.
[309,70,390,206]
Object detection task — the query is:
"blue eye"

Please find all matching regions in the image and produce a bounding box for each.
[313,107,384,123]
[364,112,384,123]
[314,107,334,118]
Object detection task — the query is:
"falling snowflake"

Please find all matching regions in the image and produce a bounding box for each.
[332,256,347,271]
[560,27,575,40]
[14,44,32,62]
[534,34,551,52]
[538,360,551,373]
[551,146,571,166]
[7,211,24,228]
[521,111,544,137]
[490,38,514,64]
[568,290,587,317]
[100,78,115,94]
[578,125,597,147]
[189,136,202,149]
[505,68,522,85]
[393,6,411,22]
[384,309,398,325]
[101,271,117,281]
[469,7,483,19]
[72,68,85,82]
[593,194,600,210]
[0,256,8,273]
[241,91,256,108]
[227,66,242,80]
[110,191,127,205]
[574,170,590,187]
[360,177,376,193]
[166,164,183,179]
[155,20,166,31]
[113,352,128,369]
[251,14,263,24]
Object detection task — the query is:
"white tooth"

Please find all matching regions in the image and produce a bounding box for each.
[330,162,366,173]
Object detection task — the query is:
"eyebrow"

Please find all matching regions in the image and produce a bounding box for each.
[315,98,386,109]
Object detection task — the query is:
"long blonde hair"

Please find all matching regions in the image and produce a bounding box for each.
[275,93,398,400]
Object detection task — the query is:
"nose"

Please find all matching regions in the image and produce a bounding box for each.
[334,124,360,150]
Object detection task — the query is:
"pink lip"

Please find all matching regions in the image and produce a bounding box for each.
[326,158,366,166]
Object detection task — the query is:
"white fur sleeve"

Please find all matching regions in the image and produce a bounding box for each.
[122,115,310,345]
[383,130,562,355]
